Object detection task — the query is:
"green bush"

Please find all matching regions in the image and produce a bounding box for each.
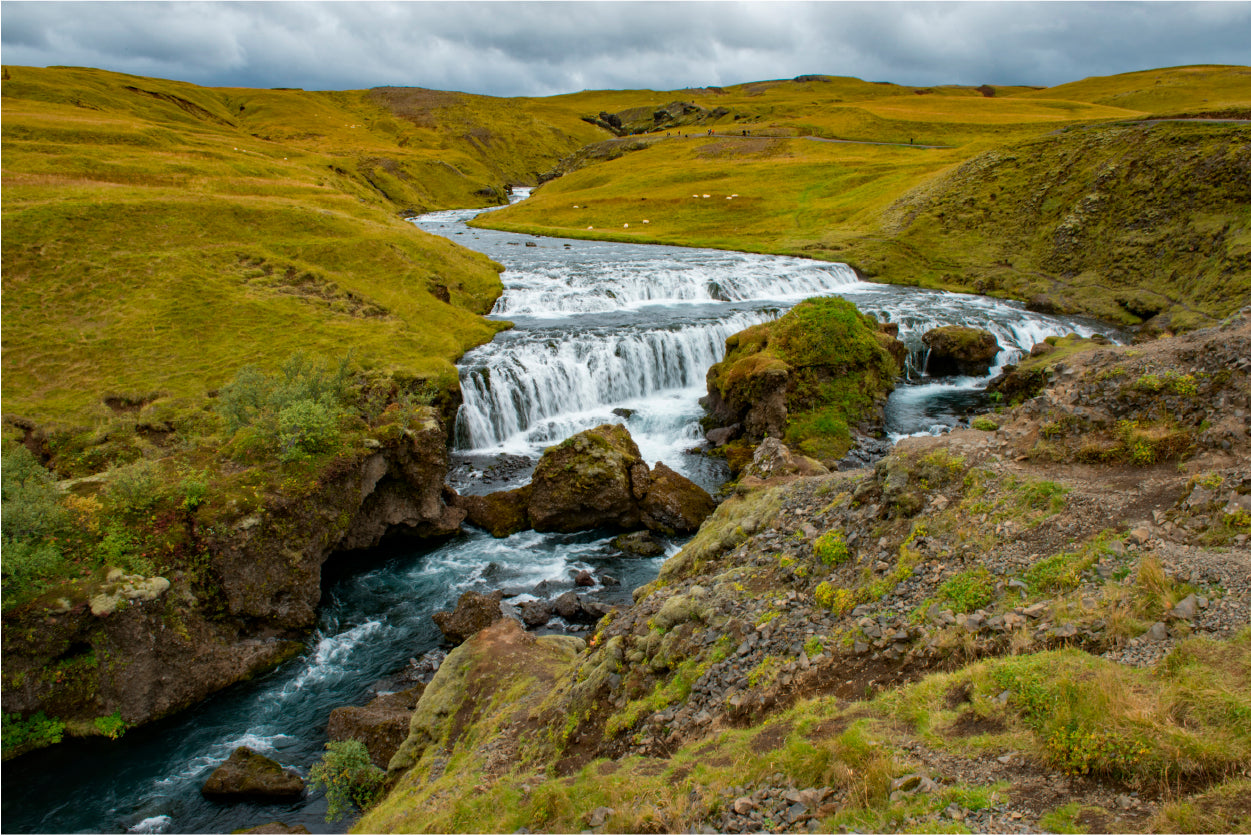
[216,351,353,461]
[93,711,127,740]
[1,444,69,603]
[308,739,386,822]
[101,458,162,517]
[814,530,851,566]
[2,711,66,756]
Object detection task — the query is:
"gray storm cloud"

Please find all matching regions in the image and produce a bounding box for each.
[1,1,1248,94]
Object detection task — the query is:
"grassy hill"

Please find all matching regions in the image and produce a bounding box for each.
[477,65,1251,329]
[1,66,608,427]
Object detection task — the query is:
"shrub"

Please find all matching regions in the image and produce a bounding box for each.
[101,458,162,517]
[216,351,353,461]
[970,416,999,431]
[2,712,66,756]
[814,530,850,566]
[1,444,69,603]
[308,739,386,822]
[937,567,994,613]
[93,711,127,740]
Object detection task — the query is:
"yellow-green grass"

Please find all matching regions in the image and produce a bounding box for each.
[1,66,616,427]
[358,628,1251,833]
[1016,64,1251,115]
[475,135,964,253]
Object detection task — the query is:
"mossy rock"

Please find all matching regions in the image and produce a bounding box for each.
[921,326,1001,376]
[705,297,901,460]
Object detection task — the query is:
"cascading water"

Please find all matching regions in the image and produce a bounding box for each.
[2,189,1120,835]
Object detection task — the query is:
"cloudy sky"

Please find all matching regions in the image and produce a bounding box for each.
[2,1,1248,95]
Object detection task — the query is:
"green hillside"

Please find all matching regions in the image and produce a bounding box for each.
[1,66,608,426]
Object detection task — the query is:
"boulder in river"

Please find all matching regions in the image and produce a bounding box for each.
[638,462,716,535]
[432,589,504,645]
[452,485,531,538]
[613,530,667,557]
[200,746,304,803]
[921,326,1000,376]
[526,424,715,535]
[327,685,426,769]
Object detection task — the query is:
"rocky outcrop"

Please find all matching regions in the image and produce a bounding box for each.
[201,746,304,802]
[582,101,734,136]
[921,325,1000,376]
[2,407,465,741]
[206,408,463,631]
[328,685,426,769]
[388,618,584,775]
[703,297,904,464]
[432,590,505,645]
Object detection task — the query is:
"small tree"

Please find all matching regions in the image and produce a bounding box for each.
[308,739,385,822]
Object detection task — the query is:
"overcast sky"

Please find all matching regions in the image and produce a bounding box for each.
[2,1,1248,96]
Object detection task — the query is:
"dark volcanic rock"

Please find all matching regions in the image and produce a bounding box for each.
[432,590,504,645]
[613,530,667,557]
[526,424,715,535]
[639,462,717,534]
[327,685,426,768]
[528,424,643,532]
[452,485,531,538]
[201,747,304,803]
[921,326,1001,376]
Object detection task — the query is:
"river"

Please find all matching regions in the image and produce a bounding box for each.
[1,190,1114,834]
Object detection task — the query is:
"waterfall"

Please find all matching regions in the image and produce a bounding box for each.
[455,310,776,451]
[491,255,862,317]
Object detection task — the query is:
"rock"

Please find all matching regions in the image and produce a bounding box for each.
[432,590,505,645]
[327,685,426,768]
[1169,594,1199,620]
[1145,621,1169,641]
[922,326,1000,376]
[528,425,712,535]
[452,486,531,538]
[733,797,755,815]
[891,774,923,793]
[238,825,311,834]
[741,437,829,482]
[612,531,666,557]
[588,807,615,827]
[553,591,593,623]
[638,462,715,534]
[201,747,304,803]
[706,424,741,446]
[517,600,553,628]
[528,424,644,532]
[573,570,596,587]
